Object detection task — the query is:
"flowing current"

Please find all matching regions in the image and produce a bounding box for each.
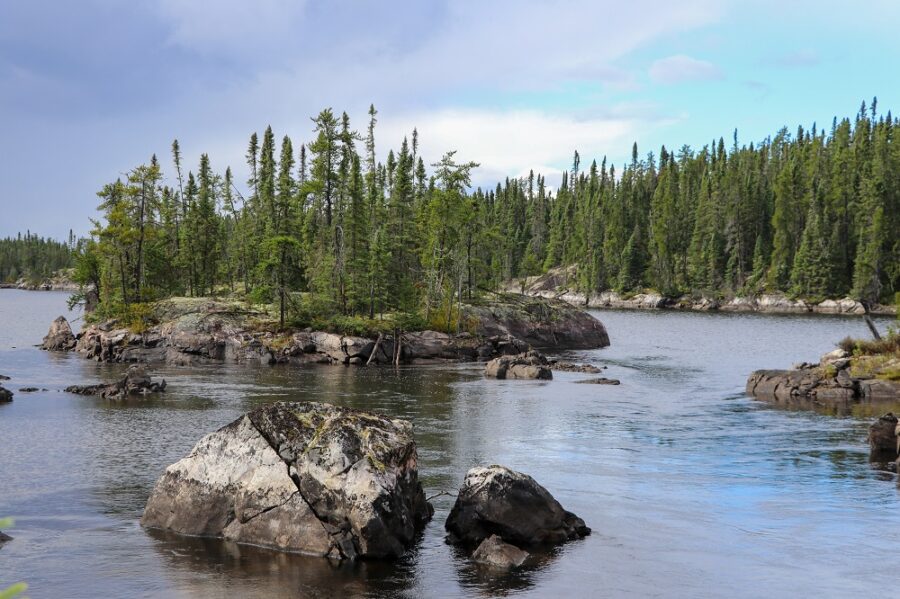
[0,289,897,598]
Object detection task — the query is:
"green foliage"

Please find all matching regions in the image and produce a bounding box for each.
[78,100,900,327]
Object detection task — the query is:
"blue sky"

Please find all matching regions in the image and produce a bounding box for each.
[2,0,900,239]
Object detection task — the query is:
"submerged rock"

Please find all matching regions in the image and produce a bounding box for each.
[868,413,900,462]
[484,351,552,380]
[65,365,166,400]
[141,401,433,560]
[445,465,589,550]
[574,377,620,385]
[550,361,604,374]
[0,386,12,402]
[472,534,529,570]
[0,530,12,547]
[18,387,38,393]
[41,315,77,351]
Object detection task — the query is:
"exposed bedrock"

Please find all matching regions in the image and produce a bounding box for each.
[141,401,433,560]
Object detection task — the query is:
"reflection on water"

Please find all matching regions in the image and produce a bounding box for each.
[1,289,899,598]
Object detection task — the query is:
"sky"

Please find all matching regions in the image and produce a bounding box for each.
[2,0,900,240]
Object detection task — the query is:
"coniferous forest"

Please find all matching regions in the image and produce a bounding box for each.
[0,233,74,283]
[72,101,899,326]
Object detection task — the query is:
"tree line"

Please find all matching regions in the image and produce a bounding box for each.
[0,232,74,283]
[74,100,899,327]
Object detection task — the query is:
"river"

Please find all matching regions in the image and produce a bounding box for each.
[0,289,897,598]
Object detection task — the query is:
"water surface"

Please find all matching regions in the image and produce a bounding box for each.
[0,289,897,598]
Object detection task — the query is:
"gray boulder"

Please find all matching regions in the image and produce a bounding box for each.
[41,315,76,351]
[445,465,589,549]
[142,401,433,560]
[484,351,552,380]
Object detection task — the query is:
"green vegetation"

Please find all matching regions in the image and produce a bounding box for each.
[73,100,899,327]
[839,330,900,381]
[0,233,74,283]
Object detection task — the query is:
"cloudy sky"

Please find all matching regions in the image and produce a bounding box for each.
[2,0,900,239]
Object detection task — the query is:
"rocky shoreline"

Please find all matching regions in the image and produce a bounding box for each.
[0,269,79,292]
[41,295,610,367]
[509,266,896,316]
[746,348,900,411]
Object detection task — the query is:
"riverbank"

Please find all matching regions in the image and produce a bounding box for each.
[508,266,897,316]
[42,294,610,367]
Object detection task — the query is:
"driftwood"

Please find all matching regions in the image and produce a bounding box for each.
[366,333,384,366]
[862,301,883,341]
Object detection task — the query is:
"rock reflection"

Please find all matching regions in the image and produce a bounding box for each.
[146,528,419,599]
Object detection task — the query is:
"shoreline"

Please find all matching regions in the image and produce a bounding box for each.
[514,288,896,317]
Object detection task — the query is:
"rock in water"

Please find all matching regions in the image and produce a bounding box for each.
[484,351,552,380]
[0,386,12,402]
[65,365,166,400]
[41,316,76,351]
[445,465,589,549]
[142,401,433,560]
[472,534,529,569]
[0,530,12,547]
[868,413,900,462]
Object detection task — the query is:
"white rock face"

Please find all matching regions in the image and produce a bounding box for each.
[142,402,433,560]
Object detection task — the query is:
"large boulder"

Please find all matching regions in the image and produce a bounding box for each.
[41,315,76,351]
[445,465,589,550]
[464,295,610,350]
[484,351,552,380]
[0,386,12,402]
[141,401,433,560]
[868,413,899,462]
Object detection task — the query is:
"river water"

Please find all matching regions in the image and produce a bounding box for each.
[0,289,898,598]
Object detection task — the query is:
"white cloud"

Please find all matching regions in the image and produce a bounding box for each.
[378,108,646,188]
[649,54,723,85]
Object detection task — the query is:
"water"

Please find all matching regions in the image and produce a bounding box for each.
[0,289,897,598]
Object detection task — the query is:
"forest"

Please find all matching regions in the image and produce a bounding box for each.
[67,100,899,327]
[0,233,74,283]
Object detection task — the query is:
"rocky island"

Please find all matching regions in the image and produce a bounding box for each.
[42,294,610,368]
[746,334,900,411]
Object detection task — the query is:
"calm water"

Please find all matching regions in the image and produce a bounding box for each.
[0,289,898,598]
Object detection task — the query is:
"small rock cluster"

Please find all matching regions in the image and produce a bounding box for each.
[141,403,590,571]
[65,365,166,400]
[484,351,553,380]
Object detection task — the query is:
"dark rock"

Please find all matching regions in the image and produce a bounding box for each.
[18,387,38,393]
[574,377,620,385]
[446,465,589,549]
[65,365,166,400]
[484,351,552,380]
[0,530,12,546]
[868,413,899,462]
[41,315,77,351]
[0,386,12,402]
[0,374,9,380]
[142,401,433,560]
[472,534,529,569]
